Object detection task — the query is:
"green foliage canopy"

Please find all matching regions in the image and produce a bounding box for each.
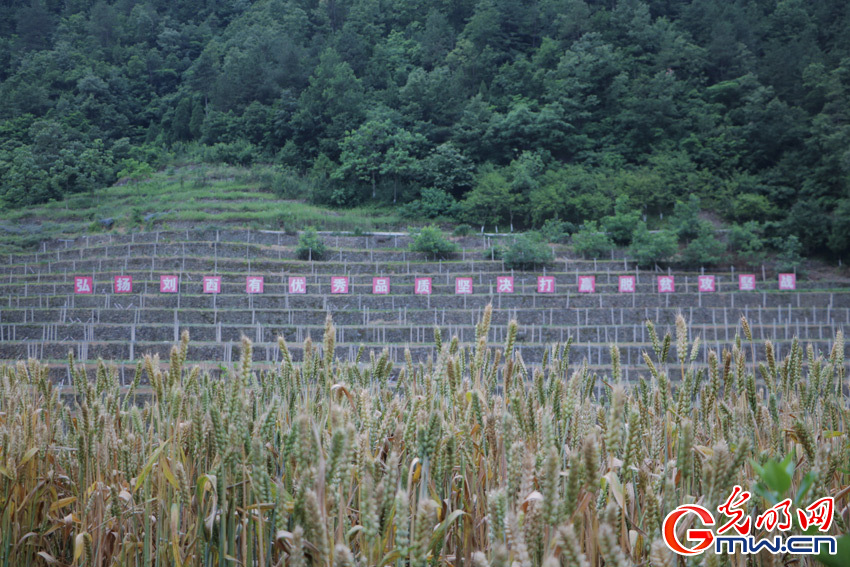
[0,0,848,262]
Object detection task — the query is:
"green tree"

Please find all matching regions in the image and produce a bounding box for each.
[409,225,457,259]
[296,227,328,260]
[828,200,850,258]
[381,128,426,203]
[292,48,366,157]
[539,218,575,243]
[629,222,678,267]
[461,167,520,230]
[728,222,766,268]
[670,195,702,240]
[682,222,724,267]
[572,221,613,258]
[399,187,458,219]
[335,118,394,200]
[421,142,474,196]
[773,235,804,274]
[782,200,830,255]
[334,117,426,201]
[502,232,554,270]
[171,97,194,142]
[602,195,641,245]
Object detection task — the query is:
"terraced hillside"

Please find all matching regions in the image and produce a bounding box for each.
[0,229,848,383]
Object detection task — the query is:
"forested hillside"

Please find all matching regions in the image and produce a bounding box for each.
[1,0,849,257]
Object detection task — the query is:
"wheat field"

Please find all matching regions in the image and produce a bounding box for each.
[0,306,846,566]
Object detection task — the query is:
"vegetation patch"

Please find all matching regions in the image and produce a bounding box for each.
[409,225,458,259]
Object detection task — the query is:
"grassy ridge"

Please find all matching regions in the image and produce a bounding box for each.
[0,165,403,253]
[0,309,847,566]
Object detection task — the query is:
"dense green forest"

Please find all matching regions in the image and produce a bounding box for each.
[1,0,849,258]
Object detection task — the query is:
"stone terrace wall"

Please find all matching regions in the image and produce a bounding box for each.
[0,229,847,384]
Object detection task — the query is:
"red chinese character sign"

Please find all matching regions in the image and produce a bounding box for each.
[160,275,178,293]
[372,277,390,294]
[698,275,715,292]
[455,277,473,294]
[496,276,514,293]
[779,273,796,290]
[203,276,221,294]
[739,274,756,291]
[537,276,555,293]
[74,277,93,294]
[618,276,635,293]
[578,276,595,293]
[415,278,432,295]
[246,276,264,294]
[331,277,349,294]
[658,276,675,293]
[114,275,132,294]
[289,277,306,294]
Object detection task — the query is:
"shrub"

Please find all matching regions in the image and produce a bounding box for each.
[262,168,311,198]
[502,232,554,270]
[681,222,725,267]
[116,158,154,182]
[409,225,458,259]
[629,222,678,267]
[730,193,778,223]
[202,140,257,166]
[539,218,576,243]
[601,195,641,245]
[484,244,505,260]
[275,212,299,234]
[296,227,327,260]
[328,184,361,207]
[452,223,474,236]
[399,187,459,220]
[572,221,614,258]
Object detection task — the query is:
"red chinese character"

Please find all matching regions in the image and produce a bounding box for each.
[755,498,792,532]
[414,277,432,295]
[497,276,514,293]
[717,485,751,535]
[288,277,306,294]
[797,498,834,532]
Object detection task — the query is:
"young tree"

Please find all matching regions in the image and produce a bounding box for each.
[682,222,725,267]
[572,221,614,258]
[629,222,678,267]
[503,232,554,270]
[670,195,703,240]
[602,195,641,245]
[728,222,766,267]
[409,225,458,259]
[296,227,328,260]
[461,167,520,230]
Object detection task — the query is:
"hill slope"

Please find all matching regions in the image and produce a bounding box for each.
[1,0,849,258]
[0,165,403,253]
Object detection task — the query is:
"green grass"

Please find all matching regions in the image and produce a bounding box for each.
[0,165,406,252]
